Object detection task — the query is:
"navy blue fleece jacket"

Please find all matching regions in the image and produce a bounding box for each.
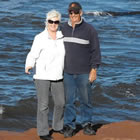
[61,19,101,74]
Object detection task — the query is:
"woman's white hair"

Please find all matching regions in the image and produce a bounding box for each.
[46,10,61,21]
[45,10,61,27]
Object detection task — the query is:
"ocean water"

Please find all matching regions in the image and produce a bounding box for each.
[0,0,140,131]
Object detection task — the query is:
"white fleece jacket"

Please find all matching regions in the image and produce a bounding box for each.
[25,29,65,80]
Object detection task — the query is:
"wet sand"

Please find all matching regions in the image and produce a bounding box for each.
[0,120,139,140]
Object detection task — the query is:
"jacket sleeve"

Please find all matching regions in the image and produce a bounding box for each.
[89,27,101,69]
[25,35,41,68]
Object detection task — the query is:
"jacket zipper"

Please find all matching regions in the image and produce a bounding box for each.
[72,27,75,37]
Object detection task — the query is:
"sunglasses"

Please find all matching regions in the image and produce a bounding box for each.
[69,10,80,15]
[48,20,60,24]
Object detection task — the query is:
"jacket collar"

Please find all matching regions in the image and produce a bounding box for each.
[68,17,83,27]
[44,28,63,39]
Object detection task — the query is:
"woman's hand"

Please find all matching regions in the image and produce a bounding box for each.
[89,68,97,83]
[25,66,33,74]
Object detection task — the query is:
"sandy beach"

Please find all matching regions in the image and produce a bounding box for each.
[0,120,139,140]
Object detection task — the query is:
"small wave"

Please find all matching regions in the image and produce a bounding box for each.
[85,11,112,16]
[0,106,4,114]
[84,11,140,16]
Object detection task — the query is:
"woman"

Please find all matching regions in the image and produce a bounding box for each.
[25,10,65,140]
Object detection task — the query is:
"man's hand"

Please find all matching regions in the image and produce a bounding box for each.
[25,66,33,74]
[89,68,97,83]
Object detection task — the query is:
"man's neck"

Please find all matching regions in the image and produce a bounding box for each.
[69,18,83,28]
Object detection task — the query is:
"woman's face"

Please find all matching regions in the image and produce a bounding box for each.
[47,17,60,32]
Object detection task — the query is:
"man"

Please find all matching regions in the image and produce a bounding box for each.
[61,2,101,138]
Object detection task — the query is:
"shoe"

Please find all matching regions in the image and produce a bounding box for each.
[40,135,53,140]
[64,125,75,138]
[83,124,96,135]
[53,129,64,134]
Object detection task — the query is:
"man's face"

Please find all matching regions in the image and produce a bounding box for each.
[69,10,82,24]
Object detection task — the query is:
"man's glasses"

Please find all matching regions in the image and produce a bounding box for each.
[48,20,60,24]
[69,10,80,15]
